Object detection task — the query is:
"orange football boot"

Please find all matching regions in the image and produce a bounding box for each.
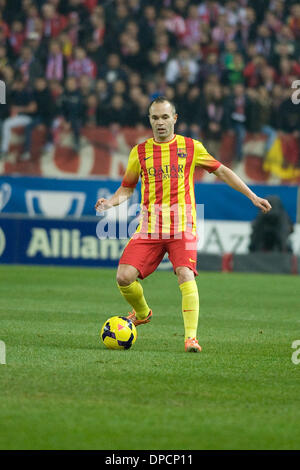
[185,337,202,352]
[127,309,152,326]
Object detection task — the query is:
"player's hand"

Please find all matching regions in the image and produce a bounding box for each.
[251,195,272,214]
[95,198,113,213]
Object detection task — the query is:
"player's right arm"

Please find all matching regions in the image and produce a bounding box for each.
[95,186,135,212]
[95,145,141,213]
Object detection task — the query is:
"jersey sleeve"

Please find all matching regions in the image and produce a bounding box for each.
[121,145,141,188]
[193,140,221,173]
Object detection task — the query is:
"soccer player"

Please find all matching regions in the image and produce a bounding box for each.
[95,97,272,352]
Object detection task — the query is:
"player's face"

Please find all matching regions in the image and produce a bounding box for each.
[149,102,178,142]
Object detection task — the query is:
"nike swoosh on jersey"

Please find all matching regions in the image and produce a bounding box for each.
[189,258,196,263]
[144,156,152,160]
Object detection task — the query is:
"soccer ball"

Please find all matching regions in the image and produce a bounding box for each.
[100,316,137,350]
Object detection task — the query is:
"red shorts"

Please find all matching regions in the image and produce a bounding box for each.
[119,232,198,279]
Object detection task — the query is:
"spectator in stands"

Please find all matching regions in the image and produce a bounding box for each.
[95,78,110,106]
[277,57,300,87]
[249,195,293,252]
[225,83,251,162]
[277,87,300,136]
[243,54,267,88]
[270,0,285,23]
[162,7,186,44]
[64,0,90,22]
[265,11,283,36]
[15,45,44,84]
[238,6,257,47]
[0,64,15,89]
[138,4,156,51]
[212,13,229,46]
[223,52,244,85]
[63,11,82,48]
[255,23,274,58]
[146,49,164,80]
[21,77,55,160]
[58,31,73,61]
[221,39,238,70]
[184,86,202,140]
[108,2,130,41]
[174,80,189,125]
[260,64,277,91]
[224,0,243,27]
[59,76,85,152]
[8,21,25,58]
[198,0,222,26]
[153,31,171,64]
[112,79,126,99]
[272,40,295,69]
[84,93,99,127]
[128,85,144,110]
[24,3,40,37]
[0,77,36,159]
[26,31,48,68]
[121,38,148,73]
[129,70,142,88]
[127,0,142,19]
[124,20,139,42]
[133,94,151,128]
[201,83,226,159]
[198,51,223,86]
[165,47,199,84]
[0,10,9,40]
[0,28,8,52]
[102,94,129,127]
[46,39,66,82]
[269,84,285,131]
[11,0,28,24]
[87,10,105,48]
[288,3,300,40]
[169,83,200,140]
[48,78,63,106]
[182,4,202,48]
[67,46,97,79]
[173,0,189,17]
[145,79,161,102]
[0,44,9,74]
[253,86,277,152]
[84,0,98,14]
[42,2,67,39]
[98,53,127,85]
[78,74,94,99]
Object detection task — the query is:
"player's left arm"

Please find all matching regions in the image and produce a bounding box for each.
[213,164,272,213]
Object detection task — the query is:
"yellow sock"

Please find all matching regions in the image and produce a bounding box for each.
[179,280,199,340]
[118,280,150,319]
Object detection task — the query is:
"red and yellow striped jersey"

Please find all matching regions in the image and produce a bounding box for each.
[121,134,221,236]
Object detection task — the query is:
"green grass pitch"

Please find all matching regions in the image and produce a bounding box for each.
[0,265,300,450]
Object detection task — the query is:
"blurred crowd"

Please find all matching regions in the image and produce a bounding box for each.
[0,0,300,161]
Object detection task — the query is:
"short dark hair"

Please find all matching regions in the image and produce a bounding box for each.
[148,96,176,115]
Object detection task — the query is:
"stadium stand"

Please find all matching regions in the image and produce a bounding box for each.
[0,0,299,183]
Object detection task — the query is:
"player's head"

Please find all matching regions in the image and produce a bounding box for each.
[148,96,178,142]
